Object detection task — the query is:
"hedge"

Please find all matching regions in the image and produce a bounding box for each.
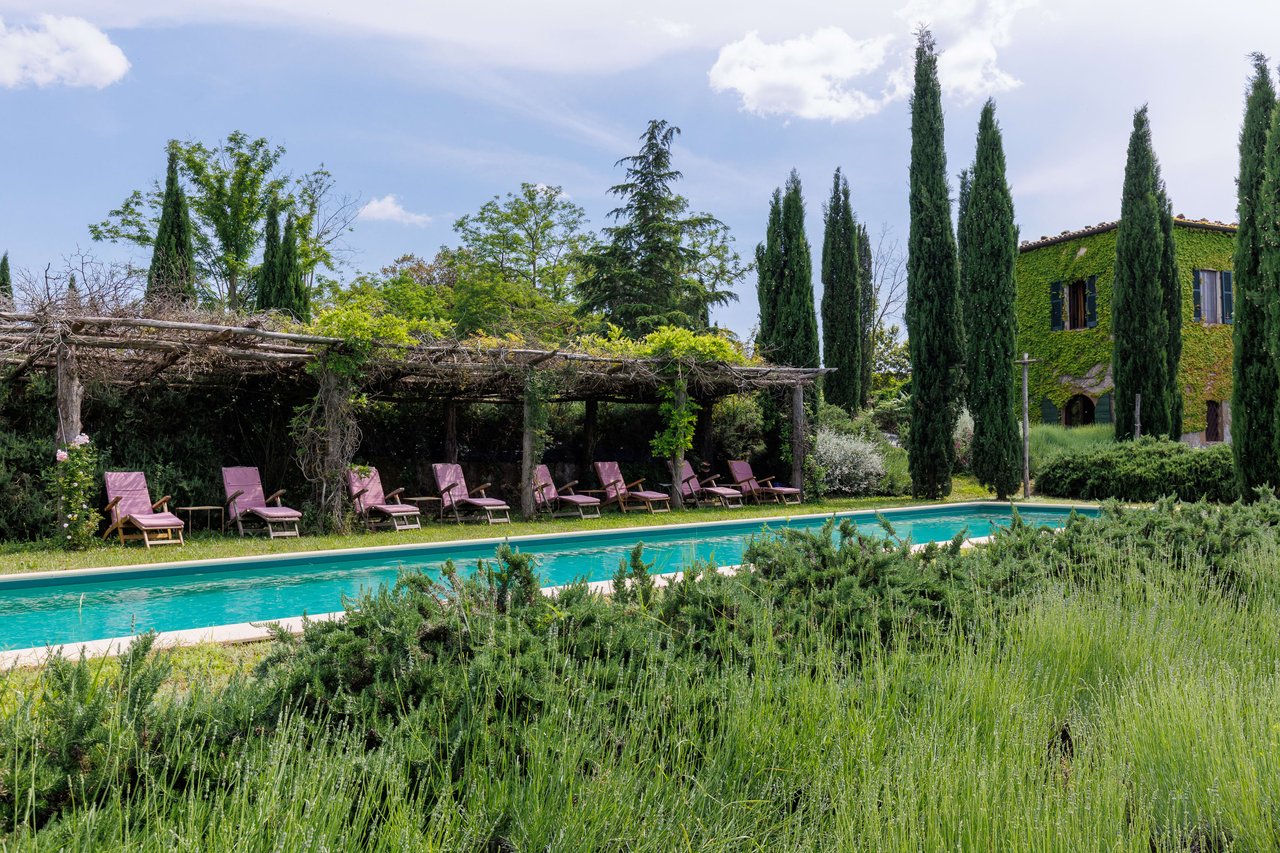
[1035,438,1237,503]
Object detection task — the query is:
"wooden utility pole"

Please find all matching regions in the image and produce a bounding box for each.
[790,384,806,498]
[1134,393,1142,439]
[1015,352,1038,500]
[520,385,536,520]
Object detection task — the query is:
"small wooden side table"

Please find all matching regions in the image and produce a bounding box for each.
[177,504,225,533]
[403,496,442,521]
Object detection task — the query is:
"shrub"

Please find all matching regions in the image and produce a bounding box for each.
[1035,438,1237,503]
[952,408,974,473]
[710,394,765,462]
[1029,423,1114,476]
[45,434,102,550]
[877,445,911,496]
[812,429,885,496]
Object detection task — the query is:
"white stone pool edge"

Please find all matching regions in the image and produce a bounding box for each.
[0,500,1096,670]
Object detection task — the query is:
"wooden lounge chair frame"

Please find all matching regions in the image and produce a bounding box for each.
[533,465,602,519]
[670,460,744,509]
[434,463,512,525]
[348,468,422,532]
[102,473,185,548]
[223,466,301,539]
[727,460,802,505]
[591,462,671,514]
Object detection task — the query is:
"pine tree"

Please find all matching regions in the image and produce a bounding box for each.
[857,222,874,407]
[1233,55,1280,494]
[256,198,282,313]
[755,189,783,356]
[905,28,965,499]
[820,169,862,410]
[146,147,197,304]
[1157,178,1182,438]
[1112,106,1170,440]
[0,252,11,302]
[959,100,1020,499]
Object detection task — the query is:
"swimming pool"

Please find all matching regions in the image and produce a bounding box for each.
[0,503,1095,651]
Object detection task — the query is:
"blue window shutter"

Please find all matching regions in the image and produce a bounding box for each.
[1040,397,1061,425]
[1086,276,1098,328]
[1096,392,1112,424]
[1223,271,1233,324]
[1050,280,1063,331]
[1192,269,1202,322]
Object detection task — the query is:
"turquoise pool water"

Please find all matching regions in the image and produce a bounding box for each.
[0,504,1095,650]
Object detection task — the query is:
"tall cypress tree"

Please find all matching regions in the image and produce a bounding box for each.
[1157,177,1182,438]
[277,212,304,320]
[256,198,282,313]
[1262,94,1280,472]
[905,28,965,499]
[857,222,874,407]
[959,100,1020,499]
[755,189,783,357]
[146,148,197,304]
[820,169,862,410]
[759,171,818,368]
[1234,55,1279,494]
[0,252,11,302]
[1112,106,1170,440]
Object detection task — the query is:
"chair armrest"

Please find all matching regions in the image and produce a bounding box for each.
[439,482,459,495]
[265,489,286,505]
[225,489,245,509]
[350,486,369,501]
[700,474,722,486]
[385,486,405,502]
[758,476,777,486]
[559,479,580,493]
[626,478,645,489]
[470,482,492,496]
[152,495,172,511]
[104,495,122,513]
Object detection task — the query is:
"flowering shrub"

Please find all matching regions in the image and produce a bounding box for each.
[48,433,102,550]
[953,408,974,473]
[813,429,885,496]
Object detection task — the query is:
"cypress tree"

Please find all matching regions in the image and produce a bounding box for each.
[1234,55,1279,494]
[1157,177,1183,438]
[905,28,965,499]
[755,189,783,357]
[0,252,11,302]
[277,212,305,320]
[146,147,197,304]
[1112,106,1170,440]
[256,198,282,313]
[774,171,819,368]
[1263,94,1280,473]
[857,222,874,407]
[820,168,862,410]
[959,100,1020,499]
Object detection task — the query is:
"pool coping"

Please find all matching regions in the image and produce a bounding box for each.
[0,500,1097,588]
[0,528,1023,670]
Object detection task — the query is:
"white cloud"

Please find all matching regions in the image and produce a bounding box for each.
[358,195,432,227]
[900,0,1034,99]
[0,15,129,88]
[709,28,895,121]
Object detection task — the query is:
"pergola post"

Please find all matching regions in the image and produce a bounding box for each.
[668,380,688,510]
[790,383,806,497]
[520,382,537,521]
[444,401,459,464]
[581,398,598,472]
[55,330,83,446]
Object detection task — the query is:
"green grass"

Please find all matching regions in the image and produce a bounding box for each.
[5,500,1279,848]
[1029,423,1114,476]
[0,476,998,575]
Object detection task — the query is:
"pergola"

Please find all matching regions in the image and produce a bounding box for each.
[0,310,827,518]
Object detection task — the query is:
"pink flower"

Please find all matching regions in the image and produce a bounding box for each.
[56,449,69,462]
[72,433,90,447]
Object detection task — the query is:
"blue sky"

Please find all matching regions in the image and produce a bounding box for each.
[1,0,1276,335]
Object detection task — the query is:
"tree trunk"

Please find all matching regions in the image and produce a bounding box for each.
[520,387,536,521]
[581,398,598,472]
[55,337,82,446]
[669,381,687,510]
[444,401,459,463]
[790,383,806,498]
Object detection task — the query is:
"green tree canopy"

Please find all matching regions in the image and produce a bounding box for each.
[820,168,863,411]
[255,198,283,313]
[758,170,818,369]
[145,147,198,305]
[0,252,11,302]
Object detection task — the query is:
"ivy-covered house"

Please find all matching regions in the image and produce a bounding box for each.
[1014,217,1236,444]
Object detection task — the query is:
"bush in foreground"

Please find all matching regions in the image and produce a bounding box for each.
[1035,437,1236,502]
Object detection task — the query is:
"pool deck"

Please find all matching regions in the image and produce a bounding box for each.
[0,500,1096,669]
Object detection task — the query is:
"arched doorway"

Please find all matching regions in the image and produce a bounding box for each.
[1064,394,1095,427]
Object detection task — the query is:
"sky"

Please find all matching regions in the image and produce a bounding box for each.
[0,0,1276,336]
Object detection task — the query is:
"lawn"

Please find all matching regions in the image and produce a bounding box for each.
[5,497,1278,848]
[0,475,999,575]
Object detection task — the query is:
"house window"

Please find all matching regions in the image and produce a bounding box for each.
[1206,401,1223,443]
[1050,277,1097,331]
[1195,270,1233,325]
[1067,281,1087,330]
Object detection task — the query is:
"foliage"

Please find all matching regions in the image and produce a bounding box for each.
[0,251,10,301]
[952,408,974,473]
[44,434,101,550]
[877,444,911,496]
[454,182,594,303]
[0,374,56,541]
[254,197,283,312]
[1262,72,1280,483]
[1035,437,1237,502]
[959,101,1020,499]
[145,147,197,304]
[757,169,819,370]
[1233,54,1280,494]
[820,168,863,411]
[576,120,741,335]
[1113,106,1172,440]
[1157,179,1182,437]
[1028,423,1114,477]
[812,429,884,495]
[709,394,765,462]
[905,28,965,499]
[857,222,875,407]
[650,377,699,461]
[277,212,310,321]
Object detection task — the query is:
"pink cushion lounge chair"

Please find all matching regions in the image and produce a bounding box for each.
[222,466,302,539]
[727,460,802,505]
[433,463,511,525]
[102,471,185,548]
[593,461,670,514]
[669,459,744,508]
[347,467,422,531]
[533,464,602,519]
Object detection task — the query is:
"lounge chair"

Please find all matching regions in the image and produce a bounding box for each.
[534,464,602,519]
[727,460,802,504]
[433,463,511,524]
[222,466,302,538]
[669,459,744,508]
[347,467,422,531]
[102,471,185,548]
[593,461,670,513]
